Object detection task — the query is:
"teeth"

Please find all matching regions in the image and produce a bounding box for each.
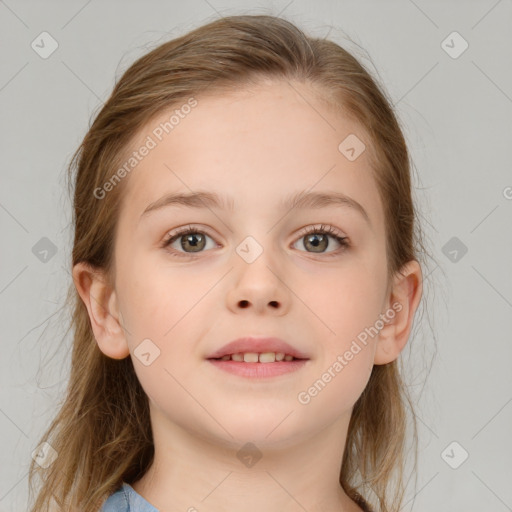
[259,352,275,363]
[243,352,259,363]
[218,352,297,362]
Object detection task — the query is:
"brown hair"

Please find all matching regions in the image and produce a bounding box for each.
[28,14,434,512]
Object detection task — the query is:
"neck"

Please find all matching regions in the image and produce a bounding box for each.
[132,405,364,512]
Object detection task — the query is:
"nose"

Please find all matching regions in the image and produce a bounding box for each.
[238,296,279,310]
[226,250,290,315]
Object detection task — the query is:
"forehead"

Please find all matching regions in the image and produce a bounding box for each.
[117,80,383,230]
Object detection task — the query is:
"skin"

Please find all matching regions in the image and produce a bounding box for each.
[73,79,422,512]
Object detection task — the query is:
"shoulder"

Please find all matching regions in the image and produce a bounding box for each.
[99,483,129,512]
[100,482,159,512]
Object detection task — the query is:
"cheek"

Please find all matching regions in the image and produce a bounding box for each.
[118,258,209,337]
[118,266,224,391]
[305,260,386,334]
[296,356,372,428]
[296,268,382,413]
[300,264,383,393]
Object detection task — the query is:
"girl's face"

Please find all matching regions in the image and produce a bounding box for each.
[109,80,396,446]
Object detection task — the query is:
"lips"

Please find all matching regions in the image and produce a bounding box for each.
[206,336,310,360]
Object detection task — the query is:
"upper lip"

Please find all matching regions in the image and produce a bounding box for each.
[207,336,310,360]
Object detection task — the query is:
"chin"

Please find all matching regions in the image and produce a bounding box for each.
[206,409,309,448]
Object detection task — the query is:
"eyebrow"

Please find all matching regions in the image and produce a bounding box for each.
[140,189,371,226]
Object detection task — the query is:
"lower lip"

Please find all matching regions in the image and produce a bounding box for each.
[207,359,309,378]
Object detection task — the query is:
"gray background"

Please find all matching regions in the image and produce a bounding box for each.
[1,1,511,511]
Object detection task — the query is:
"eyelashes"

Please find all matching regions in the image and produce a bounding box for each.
[161,223,350,259]
[296,225,349,256]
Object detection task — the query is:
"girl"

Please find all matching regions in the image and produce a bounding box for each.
[28,14,427,512]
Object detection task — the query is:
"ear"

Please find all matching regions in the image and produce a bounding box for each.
[72,262,130,359]
[373,260,423,365]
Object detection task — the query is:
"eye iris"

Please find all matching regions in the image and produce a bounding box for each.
[305,233,327,252]
[182,232,205,252]
[170,228,341,256]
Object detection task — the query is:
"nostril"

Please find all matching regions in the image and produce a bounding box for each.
[239,300,249,308]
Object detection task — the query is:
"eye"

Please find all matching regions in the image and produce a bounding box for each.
[162,225,217,258]
[162,223,350,259]
[293,224,349,257]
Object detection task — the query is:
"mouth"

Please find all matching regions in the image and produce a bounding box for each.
[208,352,306,363]
[206,336,310,361]
[207,356,309,378]
[206,336,310,378]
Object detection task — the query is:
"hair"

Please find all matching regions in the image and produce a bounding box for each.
[28,13,434,512]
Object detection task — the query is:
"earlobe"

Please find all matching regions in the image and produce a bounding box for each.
[373,260,423,365]
[71,262,130,360]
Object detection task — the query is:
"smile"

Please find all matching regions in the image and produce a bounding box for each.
[207,353,309,378]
